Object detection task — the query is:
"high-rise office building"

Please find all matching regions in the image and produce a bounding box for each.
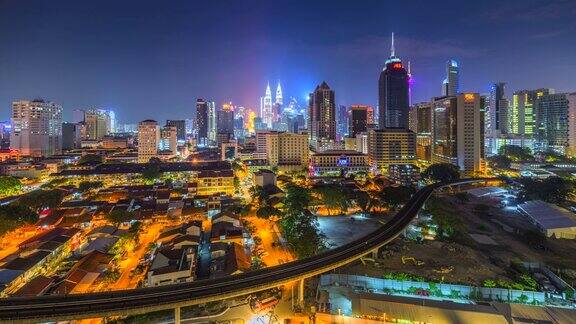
[432,93,485,175]
[308,81,336,151]
[378,33,410,129]
[166,120,186,142]
[137,120,160,163]
[207,101,217,144]
[261,83,273,128]
[84,109,111,140]
[62,122,82,150]
[510,88,554,137]
[409,102,432,161]
[367,128,416,169]
[160,125,178,154]
[535,93,576,156]
[349,105,369,137]
[10,99,63,157]
[486,82,508,136]
[337,105,349,139]
[218,102,235,137]
[196,99,209,146]
[442,60,459,96]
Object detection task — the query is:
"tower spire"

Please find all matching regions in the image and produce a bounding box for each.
[391,32,395,57]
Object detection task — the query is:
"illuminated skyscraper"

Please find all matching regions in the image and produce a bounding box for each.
[275,82,283,105]
[10,99,62,157]
[378,32,410,129]
[486,82,508,136]
[349,105,369,138]
[137,119,160,163]
[262,83,273,128]
[308,81,336,150]
[535,92,576,156]
[442,59,459,96]
[432,93,486,175]
[196,98,209,146]
[207,101,217,144]
[84,109,111,140]
[510,88,554,137]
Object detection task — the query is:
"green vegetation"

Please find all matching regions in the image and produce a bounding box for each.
[0,176,22,197]
[0,205,38,236]
[499,145,533,161]
[106,209,136,225]
[488,155,512,169]
[424,196,463,240]
[14,189,64,212]
[380,185,415,209]
[141,163,162,183]
[519,176,574,203]
[41,177,68,189]
[383,272,425,282]
[78,154,103,165]
[421,163,460,183]
[78,181,104,192]
[281,183,325,258]
[314,185,350,215]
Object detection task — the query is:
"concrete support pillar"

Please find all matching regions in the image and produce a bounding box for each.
[298,278,305,306]
[175,306,181,324]
[371,248,378,259]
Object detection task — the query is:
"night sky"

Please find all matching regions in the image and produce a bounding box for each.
[1,0,575,123]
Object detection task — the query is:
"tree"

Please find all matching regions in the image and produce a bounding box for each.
[142,163,161,183]
[519,176,573,203]
[78,154,103,165]
[78,181,104,192]
[380,186,415,209]
[488,155,512,169]
[0,176,22,196]
[315,186,348,215]
[0,205,38,235]
[499,145,533,161]
[106,209,135,225]
[354,191,373,214]
[15,190,64,212]
[425,196,463,240]
[421,163,460,183]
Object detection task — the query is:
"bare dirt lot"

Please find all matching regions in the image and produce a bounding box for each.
[340,193,576,287]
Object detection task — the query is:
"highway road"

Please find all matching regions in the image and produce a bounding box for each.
[0,178,496,322]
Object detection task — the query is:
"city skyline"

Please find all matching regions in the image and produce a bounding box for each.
[1,0,576,123]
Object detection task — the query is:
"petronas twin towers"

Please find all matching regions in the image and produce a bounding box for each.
[260,81,283,128]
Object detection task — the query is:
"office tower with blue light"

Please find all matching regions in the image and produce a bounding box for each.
[442,59,459,96]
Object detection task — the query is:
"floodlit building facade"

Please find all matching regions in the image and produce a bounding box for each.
[137,120,160,163]
[10,99,62,157]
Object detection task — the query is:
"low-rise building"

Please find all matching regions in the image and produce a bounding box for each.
[196,169,235,196]
[253,169,277,187]
[388,164,420,186]
[368,128,416,170]
[518,200,576,239]
[310,150,369,176]
[209,242,251,278]
[146,247,197,287]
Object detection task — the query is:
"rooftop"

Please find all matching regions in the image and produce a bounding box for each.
[518,200,576,230]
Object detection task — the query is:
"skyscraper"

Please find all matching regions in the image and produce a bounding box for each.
[442,59,459,96]
[10,99,62,157]
[510,88,554,137]
[196,99,209,146]
[336,104,349,139]
[349,105,369,137]
[378,32,410,129]
[207,101,217,145]
[308,81,336,151]
[275,82,283,106]
[535,93,576,156]
[166,120,186,142]
[262,83,273,128]
[138,119,160,163]
[486,82,508,136]
[218,102,235,138]
[84,109,111,140]
[432,93,485,175]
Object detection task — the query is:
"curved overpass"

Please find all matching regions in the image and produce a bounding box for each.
[0,178,497,322]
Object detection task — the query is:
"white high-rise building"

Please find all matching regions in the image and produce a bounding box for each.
[138,120,160,163]
[207,101,217,144]
[442,60,459,96]
[262,83,273,128]
[11,99,62,157]
[275,82,283,105]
